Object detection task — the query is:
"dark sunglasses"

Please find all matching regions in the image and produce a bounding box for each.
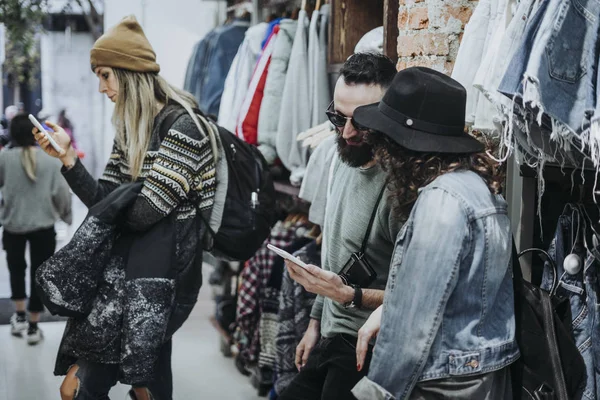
[325,101,371,132]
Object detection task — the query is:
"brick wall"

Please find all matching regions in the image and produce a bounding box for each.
[396,0,478,75]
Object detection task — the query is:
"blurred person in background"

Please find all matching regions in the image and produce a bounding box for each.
[0,114,72,345]
[0,105,19,148]
[57,109,85,159]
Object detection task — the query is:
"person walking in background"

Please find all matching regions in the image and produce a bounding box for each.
[57,109,85,159]
[0,114,72,345]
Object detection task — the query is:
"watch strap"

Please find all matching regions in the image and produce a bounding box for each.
[353,285,363,309]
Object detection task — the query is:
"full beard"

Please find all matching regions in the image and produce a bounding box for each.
[336,134,374,168]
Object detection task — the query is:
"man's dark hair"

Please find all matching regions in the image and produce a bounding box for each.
[340,53,396,88]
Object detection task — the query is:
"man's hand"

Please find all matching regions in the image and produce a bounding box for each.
[286,261,354,304]
[296,319,321,371]
[356,305,383,372]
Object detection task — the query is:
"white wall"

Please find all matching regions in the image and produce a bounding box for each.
[99,0,224,170]
[40,32,106,177]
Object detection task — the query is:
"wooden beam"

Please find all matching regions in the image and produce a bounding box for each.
[328,0,384,64]
[383,0,399,61]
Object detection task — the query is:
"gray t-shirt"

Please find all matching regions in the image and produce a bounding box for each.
[0,147,72,233]
[311,159,403,338]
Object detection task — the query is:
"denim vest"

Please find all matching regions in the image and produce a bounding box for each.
[354,170,519,400]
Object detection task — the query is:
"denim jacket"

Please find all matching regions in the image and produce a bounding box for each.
[353,170,519,400]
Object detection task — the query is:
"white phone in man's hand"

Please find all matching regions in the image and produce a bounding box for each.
[29,114,63,154]
[267,244,309,269]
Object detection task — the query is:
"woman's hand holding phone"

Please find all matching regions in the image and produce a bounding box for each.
[32,121,77,167]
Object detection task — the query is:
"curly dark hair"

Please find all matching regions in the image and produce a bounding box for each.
[368,132,505,219]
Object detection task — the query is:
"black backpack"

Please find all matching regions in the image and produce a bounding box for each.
[160,107,277,261]
[511,244,586,399]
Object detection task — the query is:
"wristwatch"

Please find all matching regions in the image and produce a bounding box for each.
[343,285,363,309]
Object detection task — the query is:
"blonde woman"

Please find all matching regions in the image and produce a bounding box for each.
[33,16,217,400]
[0,114,72,345]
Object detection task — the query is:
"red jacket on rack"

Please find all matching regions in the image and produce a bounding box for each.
[236,26,279,145]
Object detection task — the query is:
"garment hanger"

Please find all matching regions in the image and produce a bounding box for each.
[297,121,330,141]
[308,129,335,149]
[315,0,322,10]
[302,125,332,147]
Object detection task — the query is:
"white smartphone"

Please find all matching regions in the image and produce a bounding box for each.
[28,114,63,154]
[267,244,309,269]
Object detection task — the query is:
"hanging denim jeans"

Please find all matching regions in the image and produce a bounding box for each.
[585,245,600,387]
[542,212,596,399]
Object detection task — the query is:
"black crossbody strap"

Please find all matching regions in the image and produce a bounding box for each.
[360,184,387,254]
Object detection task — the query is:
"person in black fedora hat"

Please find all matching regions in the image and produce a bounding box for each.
[351,67,517,400]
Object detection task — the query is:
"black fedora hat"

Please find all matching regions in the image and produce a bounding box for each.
[354,67,484,154]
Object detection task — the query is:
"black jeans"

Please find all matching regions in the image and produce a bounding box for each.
[3,227,56,312]
[279,334,373,400]
[72,340,173,400]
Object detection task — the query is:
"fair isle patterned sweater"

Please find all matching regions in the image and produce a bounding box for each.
[54,104,216,382]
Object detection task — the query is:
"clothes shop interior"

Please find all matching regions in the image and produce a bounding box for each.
[1,0,600,399]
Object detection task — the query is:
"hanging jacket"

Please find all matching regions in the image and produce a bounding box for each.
[257,19,297,157]
[276,10,311,184]
[218,23,269,132]
[236,28,279,148]
[186,20,250,117]
[184,30,216,95]
[184,27,220,106]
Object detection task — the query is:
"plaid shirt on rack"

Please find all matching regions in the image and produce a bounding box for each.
[236,221,307,363]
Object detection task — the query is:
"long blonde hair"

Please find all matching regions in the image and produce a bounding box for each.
[111,68,216,180]
[21,148,37,182]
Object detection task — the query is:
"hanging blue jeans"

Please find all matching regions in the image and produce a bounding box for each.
[542,212,599,399]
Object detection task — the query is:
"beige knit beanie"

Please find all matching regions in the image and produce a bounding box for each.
[90,15,160,73]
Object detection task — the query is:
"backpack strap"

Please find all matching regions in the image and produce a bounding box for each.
[159,108,189,141]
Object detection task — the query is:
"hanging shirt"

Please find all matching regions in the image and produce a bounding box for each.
[299,134,337,226]
[276,9,311,184]
[308,5,331,126]
[236,220,308,364]
[451,0,493,125]
[275,240,322,394]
